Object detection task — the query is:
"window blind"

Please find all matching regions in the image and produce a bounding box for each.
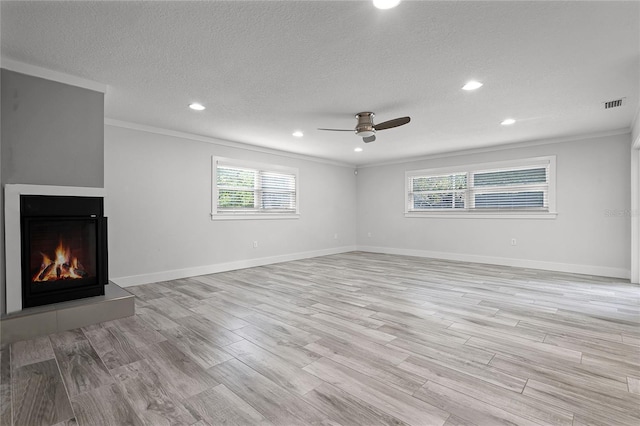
[469,166,548,210]
[406,157,554,214]
[410,173,467,210]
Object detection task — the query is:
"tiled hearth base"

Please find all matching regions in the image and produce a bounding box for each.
[0,282,134,344]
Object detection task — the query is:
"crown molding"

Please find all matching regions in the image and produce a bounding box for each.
[104,118,356,169]
[1,57,107,94]
[357,128,632,169]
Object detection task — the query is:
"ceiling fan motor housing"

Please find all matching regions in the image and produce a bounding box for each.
[355,112,376,137]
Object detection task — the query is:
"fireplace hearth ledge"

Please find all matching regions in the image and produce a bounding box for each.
[0,282,134,344]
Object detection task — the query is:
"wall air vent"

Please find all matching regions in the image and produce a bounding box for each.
[604,98,625,109]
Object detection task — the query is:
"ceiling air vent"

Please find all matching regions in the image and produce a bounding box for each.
[604,98,625,109]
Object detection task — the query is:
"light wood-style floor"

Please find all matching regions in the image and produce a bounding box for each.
[1,252,639,426]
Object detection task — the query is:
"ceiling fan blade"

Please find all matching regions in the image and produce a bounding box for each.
[363,135,376,143]
[373,116,410,131]
[317,128,353,132]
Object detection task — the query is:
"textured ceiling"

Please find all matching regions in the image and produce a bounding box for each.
[2,1,639,166]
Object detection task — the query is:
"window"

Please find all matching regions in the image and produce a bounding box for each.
[406,156,556,218]
[411,173,467,210]
[212,157,299,220]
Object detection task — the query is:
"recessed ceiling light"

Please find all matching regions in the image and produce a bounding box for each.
[354,147,363,152]
[292,131,304,138]
[462,81,483,91]
[501,118,516,125]
[373,0,401,10]
[189,103,205,111]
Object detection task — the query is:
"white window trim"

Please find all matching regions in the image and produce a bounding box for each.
[404,156,557,219]
[211,156,300,221]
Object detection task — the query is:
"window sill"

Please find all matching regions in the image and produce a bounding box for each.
[211,213,300,221]
[404,211,558,219]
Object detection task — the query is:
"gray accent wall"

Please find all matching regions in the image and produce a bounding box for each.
[1,68,104,314]
[1,69,104,187]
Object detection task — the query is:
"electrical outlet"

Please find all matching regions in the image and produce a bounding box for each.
[511,238,517,246]
[334,233,338,239]
[367,232,372,238]
[253,241,258,248]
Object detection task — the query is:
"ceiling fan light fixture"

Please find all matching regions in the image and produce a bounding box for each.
[373,0,401,10]
[189,103,206,111]
[462,81,483,91]
[292,131,304,137]
[501,118,516,125]
[318,111,409,144]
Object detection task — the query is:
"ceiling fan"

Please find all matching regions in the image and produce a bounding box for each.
[318,112,410,143]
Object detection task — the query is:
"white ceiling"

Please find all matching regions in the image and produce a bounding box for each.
[2,1,639,166]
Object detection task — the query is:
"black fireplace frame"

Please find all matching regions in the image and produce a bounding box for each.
[20,195,108,308]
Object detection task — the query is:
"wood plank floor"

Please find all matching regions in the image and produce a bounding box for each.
[1,251,639,425]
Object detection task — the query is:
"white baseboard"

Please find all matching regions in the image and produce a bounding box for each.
[357,245,631,280]
[112,244,630,286]
[112,246,358,287]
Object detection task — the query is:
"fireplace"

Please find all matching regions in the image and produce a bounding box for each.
[20,195,108,308]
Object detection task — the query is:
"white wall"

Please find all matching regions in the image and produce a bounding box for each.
[357,132,632,278]
[631,108,640,283]
[104,124,357,286]
[632,147,639,283]
[105,123,632,284]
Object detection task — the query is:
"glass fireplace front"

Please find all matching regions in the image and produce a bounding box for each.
[21,195,108,308]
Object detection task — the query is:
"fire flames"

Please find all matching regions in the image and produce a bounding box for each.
[33,240,88,282]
